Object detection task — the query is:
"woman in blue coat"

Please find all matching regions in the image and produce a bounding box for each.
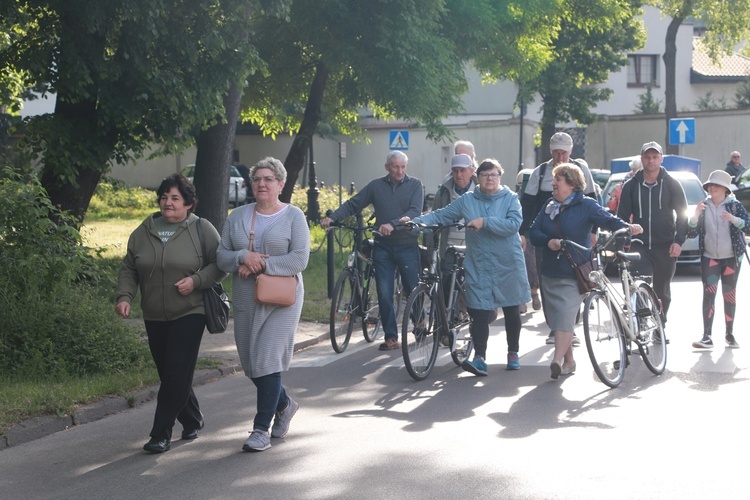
[530,163,641,379]
[410,158,530,376]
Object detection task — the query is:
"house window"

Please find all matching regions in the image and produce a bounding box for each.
[627,54,659,87]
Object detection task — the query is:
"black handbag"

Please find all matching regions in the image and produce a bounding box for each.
[196,219,230,334]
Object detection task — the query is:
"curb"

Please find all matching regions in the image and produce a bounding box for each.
[1,329,331,450]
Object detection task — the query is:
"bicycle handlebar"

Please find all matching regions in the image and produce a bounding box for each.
[404,220,466,232]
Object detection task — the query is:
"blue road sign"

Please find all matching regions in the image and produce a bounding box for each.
[389,130,409,150]
[669,118,695,145]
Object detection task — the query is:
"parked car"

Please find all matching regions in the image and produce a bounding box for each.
[182,164,246,207]
[731,167,750,213]
[590,169,611,190]
[600,170,705,266]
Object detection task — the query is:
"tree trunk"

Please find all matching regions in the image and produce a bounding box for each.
[281,62,329,204]
[539,98,559,165]
[193,84,243,232]
[663,1,693,155]
[39,98,114,227]
[663,14,684,155]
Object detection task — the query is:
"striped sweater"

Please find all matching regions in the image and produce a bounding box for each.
[217,204,310,378]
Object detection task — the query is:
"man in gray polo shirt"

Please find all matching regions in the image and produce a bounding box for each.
[321,150,424,351]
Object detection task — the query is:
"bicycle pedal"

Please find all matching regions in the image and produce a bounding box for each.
[365,317,378,325]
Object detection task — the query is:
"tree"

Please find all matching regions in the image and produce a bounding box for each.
[0,0,260,224]
[191,1,290,231]
[634,84,663,113]
[518,0,646,162]
[239,0,560,205]
[650,0,750,153]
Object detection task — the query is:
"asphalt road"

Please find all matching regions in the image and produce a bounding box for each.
[1,266,749,499]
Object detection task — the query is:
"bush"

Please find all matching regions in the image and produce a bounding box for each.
[0,171,151,379]
[87,178,156,220]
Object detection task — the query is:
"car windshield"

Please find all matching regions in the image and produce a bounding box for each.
[680,177,706,205]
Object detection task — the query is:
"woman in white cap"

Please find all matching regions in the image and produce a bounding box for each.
[688,170,750,349]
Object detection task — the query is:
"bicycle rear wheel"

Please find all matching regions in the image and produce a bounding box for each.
[330,269,358,353]
[583,290,627,388]
[401,284,439,381]
[635,283,667,375]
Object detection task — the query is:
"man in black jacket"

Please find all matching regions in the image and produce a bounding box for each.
[617,141,688,326]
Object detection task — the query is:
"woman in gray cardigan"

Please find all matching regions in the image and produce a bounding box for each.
[217,157,310,452]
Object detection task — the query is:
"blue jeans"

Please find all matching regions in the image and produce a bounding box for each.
[250,372,289,432]
[373,243,420,340]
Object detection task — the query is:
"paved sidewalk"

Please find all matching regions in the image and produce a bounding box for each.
[1,320,329,450]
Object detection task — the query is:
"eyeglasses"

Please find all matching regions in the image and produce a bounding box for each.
[251,176,277,184]
[732,155,740,159]
[478,173,500,179]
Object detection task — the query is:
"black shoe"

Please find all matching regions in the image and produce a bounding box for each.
[692,335,712,349]
[143,437,171,453]
[182,420,205,440]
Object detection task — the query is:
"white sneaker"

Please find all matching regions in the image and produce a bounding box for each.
[271,397,299,438]
[242,429,271,452]
[572,335,581,347]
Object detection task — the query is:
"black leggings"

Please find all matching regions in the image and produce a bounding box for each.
[468,306,521,359]
[701,256,741,336]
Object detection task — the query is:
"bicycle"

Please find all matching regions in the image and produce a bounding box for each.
[577,227,667,388]
[327,216,402,353]
[401,221,472,381]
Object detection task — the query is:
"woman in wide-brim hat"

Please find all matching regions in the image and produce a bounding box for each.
[687,170,750,349]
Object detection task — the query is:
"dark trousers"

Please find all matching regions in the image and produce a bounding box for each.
[629,242,676,324]
[144,314,205,440]
[250,372,289,432]
[701,256,741,336]
[468,306,521,359]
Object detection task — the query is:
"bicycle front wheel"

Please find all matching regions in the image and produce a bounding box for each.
[583,290,627,388]
[401,284,439,381]
[635,283,667,375]
[330,269,358,353]
[450,286,473,366]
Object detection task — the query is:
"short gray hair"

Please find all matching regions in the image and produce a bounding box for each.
[453,140,475,156]
[385,150,408,166]
[250,157,287,183]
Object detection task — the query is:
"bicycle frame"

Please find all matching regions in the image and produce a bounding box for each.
[587,228,650,343]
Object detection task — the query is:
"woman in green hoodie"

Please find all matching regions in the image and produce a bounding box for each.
[116,174,226,454]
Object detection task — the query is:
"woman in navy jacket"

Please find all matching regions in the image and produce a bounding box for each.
[530,164,641,379]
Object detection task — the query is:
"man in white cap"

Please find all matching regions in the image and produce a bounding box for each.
[617,141,687,329]
[430,153,478,329]
[520,132,597,345]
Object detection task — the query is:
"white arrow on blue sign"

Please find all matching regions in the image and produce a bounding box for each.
[669,118,695,145]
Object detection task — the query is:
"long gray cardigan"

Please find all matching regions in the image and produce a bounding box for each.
[217,204,310,378]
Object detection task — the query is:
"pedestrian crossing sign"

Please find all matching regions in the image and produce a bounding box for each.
[389,130,409,150]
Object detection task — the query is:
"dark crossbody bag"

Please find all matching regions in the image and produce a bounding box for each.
[196,219,230,334]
